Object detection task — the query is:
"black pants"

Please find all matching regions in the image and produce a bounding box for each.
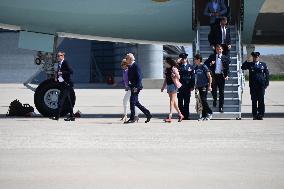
[198,86,212,118]
[177,90,191,119]
[250,85,265,118]
[57,82,74,117]
[212,74,225,108]
[129,89,150,120]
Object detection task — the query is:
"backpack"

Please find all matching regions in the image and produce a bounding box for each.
[6,99,34,117]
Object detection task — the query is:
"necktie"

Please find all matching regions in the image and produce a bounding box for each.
[222,27,226,44]
[57,63,61,80]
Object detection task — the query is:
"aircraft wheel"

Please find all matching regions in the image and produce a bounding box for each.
[34,79,76,117]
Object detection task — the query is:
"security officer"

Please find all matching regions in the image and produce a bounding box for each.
[241,52,269,120]
[54,51,75,121]
[177,53,195,120]
[204,44,230,113]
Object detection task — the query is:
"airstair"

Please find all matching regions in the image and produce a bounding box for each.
[193,24,244,119]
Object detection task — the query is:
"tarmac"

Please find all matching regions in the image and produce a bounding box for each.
[0,82,284,189]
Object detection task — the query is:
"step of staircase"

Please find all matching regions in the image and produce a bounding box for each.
[200,44,237,51]
[208,112,242,119]
[207,91,239,98]
[207,98,240,105]
[224,84,239,91]
[230,70,239,77]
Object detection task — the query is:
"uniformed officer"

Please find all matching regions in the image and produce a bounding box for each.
[177,53,195,120]
[241,52,269,120]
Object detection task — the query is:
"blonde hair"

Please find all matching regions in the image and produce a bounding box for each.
[121,59,127,68]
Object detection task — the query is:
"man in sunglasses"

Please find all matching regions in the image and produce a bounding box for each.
[54,51,75,121]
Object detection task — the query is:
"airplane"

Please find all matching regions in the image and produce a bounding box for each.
[0,0,280,119]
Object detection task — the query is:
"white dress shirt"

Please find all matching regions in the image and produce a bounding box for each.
[212,2,218,12]
[215,54,223,74]
[58,59,64,82]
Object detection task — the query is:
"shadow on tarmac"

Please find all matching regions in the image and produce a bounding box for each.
[1,113,284,119]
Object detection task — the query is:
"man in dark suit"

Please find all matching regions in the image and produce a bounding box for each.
[54,51,75,121]
[177,53,195,120]
[204,45,230,112]
[124,53,152,124]
[208,16,231,56]
[241,52,269,120]
[204,0,227,27]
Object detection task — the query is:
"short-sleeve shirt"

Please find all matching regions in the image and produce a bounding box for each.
[195,64,210,88]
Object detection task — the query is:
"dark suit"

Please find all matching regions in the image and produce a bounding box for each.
[204,54,230,109]
[177,63,195,119]
[57,60,74,118]
[208,25,231,55]
[203,0,227,25]
[241,61,269,118]
[128,62,151,120]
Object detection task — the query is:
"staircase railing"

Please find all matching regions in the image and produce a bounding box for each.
[235,20,244,116]
[193,21,200,56]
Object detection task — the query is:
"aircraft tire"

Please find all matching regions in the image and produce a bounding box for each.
[34,79,76,117]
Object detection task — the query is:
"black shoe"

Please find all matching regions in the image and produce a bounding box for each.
[145,114,152,123]
[124,119,136,124]
[253,117,258,120]
[51,116,59,121]
[219,107,224,113]
[213,100,217,107]
[257,115,263,120]
[64,117,75,121]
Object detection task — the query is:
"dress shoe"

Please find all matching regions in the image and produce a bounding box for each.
[164,115,172,123]
[257,115,263,120]
[145,114,152,123]
[213,100,217,107]
[51,116,59,121]
[219,107,224,113]
[178,114,184,122]
[64,117,75,121]
[124,117,138,124]
[253,117,258,120]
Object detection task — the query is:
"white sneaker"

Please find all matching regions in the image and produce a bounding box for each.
[198,117,206,121]
[207,114,213,120]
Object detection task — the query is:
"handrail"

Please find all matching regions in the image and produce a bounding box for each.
[235,22,245,112]
[195,21,200,55]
